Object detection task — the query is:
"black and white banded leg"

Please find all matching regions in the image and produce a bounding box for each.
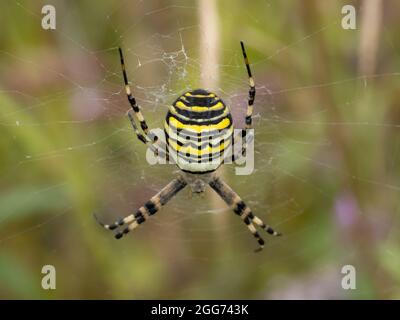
[127,109,170,161]
[119,47,165,149]
[228,129,254,163]
[240,40,256,130]
[95,176,187,239]
[209,176,281,252]
[230,41,256,162]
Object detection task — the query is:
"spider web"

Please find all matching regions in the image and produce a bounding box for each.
[1,0,399,299]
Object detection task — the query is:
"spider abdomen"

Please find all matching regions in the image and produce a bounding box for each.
[165,89,233,173]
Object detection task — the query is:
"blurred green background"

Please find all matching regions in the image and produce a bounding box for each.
[1,0,400,299]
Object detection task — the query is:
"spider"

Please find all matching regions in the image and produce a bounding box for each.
[95,41,281,252]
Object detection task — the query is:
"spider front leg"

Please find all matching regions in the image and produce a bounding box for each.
[127,109,170,162]
[95,176,187,239]
[240,41,256,131]
[209,176,281,252]
[228,129,254,163]
[229,41,256,162]
[119,47,159,143]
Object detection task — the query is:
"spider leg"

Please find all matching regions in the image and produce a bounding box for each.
[95,176,187,239]
[225,129,254,163]
[127,109,170,162]
[119,47,159,143]
[240,41,256,130]
[228,41,256,163]
[209,176,281,252]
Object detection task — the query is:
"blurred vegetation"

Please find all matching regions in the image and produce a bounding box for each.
[1,0,400,299]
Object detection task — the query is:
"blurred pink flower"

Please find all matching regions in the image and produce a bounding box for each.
[334,191,360,229]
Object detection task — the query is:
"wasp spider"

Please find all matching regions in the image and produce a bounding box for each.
[95,41,281,252]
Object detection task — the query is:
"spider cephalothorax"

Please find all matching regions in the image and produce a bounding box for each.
[95,41,281,252]
[183,171,214,194]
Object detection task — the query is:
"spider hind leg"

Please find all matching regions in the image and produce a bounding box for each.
[95,176,187,239]
[209,176,281,252]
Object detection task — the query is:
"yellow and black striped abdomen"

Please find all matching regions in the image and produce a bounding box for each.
[164,89,233,173]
